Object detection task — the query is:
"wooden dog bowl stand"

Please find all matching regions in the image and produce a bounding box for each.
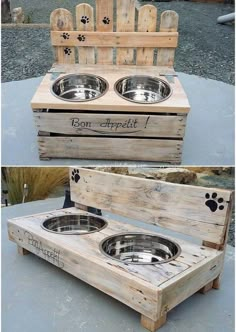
[8,168,233,331]
[31,1,190,163]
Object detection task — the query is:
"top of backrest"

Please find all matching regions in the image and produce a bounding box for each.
[70,168,233,246]
[50,0,178,66]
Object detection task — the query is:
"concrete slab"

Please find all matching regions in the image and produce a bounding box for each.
[2,197,235,332]
[2,73,234,165]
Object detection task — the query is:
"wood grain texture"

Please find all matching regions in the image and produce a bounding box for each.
[141,313,167,332]
[137,5,157,65]
[76,4,95,64]
[38,137,183,162]
[34,112,186,138]
[31,64,190,113]
[157,10,179,66]
[96,0,114,64]
[50,8,75,64]
[116,0,135,64]
[70,168,233,244]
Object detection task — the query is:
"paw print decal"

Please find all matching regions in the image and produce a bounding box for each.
[205,193,225,212]
[102,16,110,25]
[61,32,70,40]
[64,47,72,55]
[77,34,86,42]
[81,16,89,24]
[71,169,80,183]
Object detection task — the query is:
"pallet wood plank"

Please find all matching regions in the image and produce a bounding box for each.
[116,0,136,65]
[157,10,179,66]
[76,3,95,64]
[137,5,157,65]
[70,168,232,244]
[141,313,167,332]
[96,0,114,64]
[50,8,75,64]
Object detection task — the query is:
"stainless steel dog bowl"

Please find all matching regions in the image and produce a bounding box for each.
[51,74,109,102]
[114,75,172,104]
[41,214,107,235]
[100,233,181,265]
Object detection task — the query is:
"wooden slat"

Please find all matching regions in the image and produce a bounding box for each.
[96,0,114,64]
[50,9,75,64]
[116,0,135,64]
[38,137,183,163]
[70,168,233,244]
[51,31,178,48]
[137,5,157,65]
[157,10,179,66]
[34,112,186,138]
[76,4,95,64]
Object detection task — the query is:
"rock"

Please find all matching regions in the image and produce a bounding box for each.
[1,0,11,23]
[185,167,233,176]
[128,168,197,184]
[94,167,129,175]
[12,7,25,24]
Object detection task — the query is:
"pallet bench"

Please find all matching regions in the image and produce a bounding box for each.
[31,1,190,163]
[8,168,233,331]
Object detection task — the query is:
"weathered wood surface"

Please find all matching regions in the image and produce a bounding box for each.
[34,112,186,138]
[38,137,183,162]
[70,168,233,244]
[8,207,222,321]
[31,64,190,113]
[141,313,167,332]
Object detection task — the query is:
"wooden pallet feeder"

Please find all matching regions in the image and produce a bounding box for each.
[8,168,233,331]
[31,1,190,163]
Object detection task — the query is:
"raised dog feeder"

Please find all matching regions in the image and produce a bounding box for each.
[100,232,181,264]
[51,74,109,102]
[41,213,107,234]
[114,76,172,104]
[8,168,233,332]
[31,0,190,163]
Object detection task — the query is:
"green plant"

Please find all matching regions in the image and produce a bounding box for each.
[3,167,69,205]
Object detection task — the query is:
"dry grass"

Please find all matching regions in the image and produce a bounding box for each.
[3,167,69,204]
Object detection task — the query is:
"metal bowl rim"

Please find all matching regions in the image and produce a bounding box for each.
[114,75,173,104]
[99,232,181,265]
[50,73,109,102]
[41,212,108,235]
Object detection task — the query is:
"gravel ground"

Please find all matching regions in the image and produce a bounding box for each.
[2,1,234,83]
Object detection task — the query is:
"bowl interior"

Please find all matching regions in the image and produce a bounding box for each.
[51,74,108,102]
[41,214,107,235]
[114,75,172,104]
[100,233,181,264]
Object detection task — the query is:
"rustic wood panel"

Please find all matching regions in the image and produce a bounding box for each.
[76,3,95,64]
[96,0,114,64]
[38,137,183,162]
[70,168,233,244]
[51,31,178,48]
[34,112,186,138]
[116,0,136,64]
[137,5,157,65]
[50,9,75,64]
[157,10,179,66]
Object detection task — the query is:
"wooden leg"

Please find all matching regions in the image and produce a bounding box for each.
[17,245,30,256]
[213,275,221,289]
[141,314,167,332]
[199,281,213,294]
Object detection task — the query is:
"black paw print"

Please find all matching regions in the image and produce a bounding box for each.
[81,16,89,24]
[77,34,86,42]
[102,16,110,25]
[71,169,80,183]
[61,32,70,40]
[205,193,224,212]
[64,47,72,55]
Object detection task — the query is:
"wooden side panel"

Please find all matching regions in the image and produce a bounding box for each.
[50,9,75,64]
[157,10,179,66]
[137,5,157,65]
[38,137,183,163]
[96,0,114,64]
[34,112,186,138]
[116,0,135,65]
[70,168,233,244]
[76,4,95,64]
